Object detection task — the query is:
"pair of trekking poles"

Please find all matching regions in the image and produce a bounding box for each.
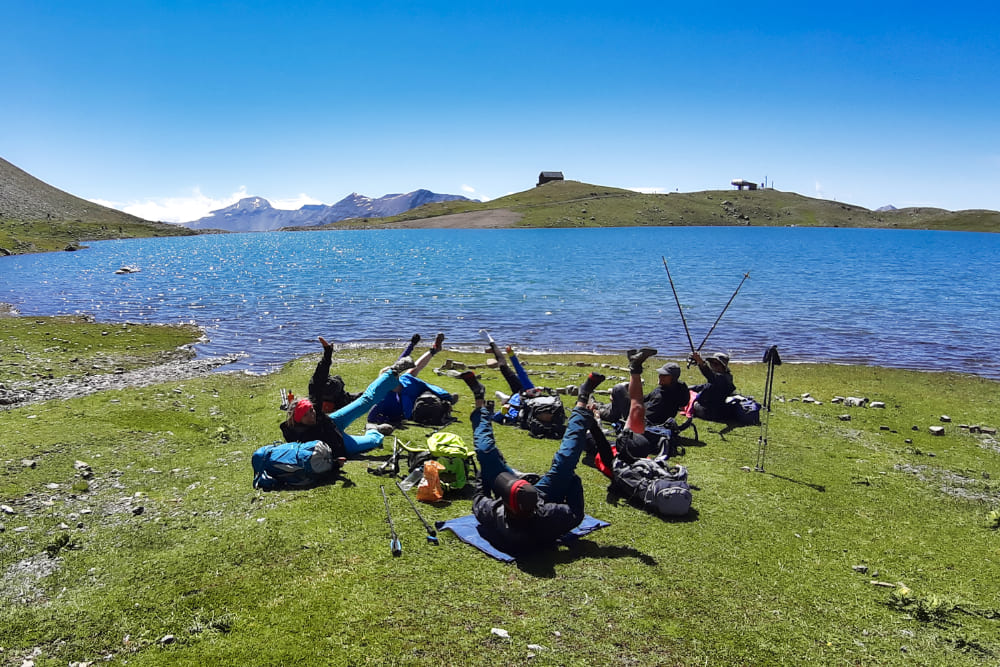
[380,481,438,556]
[662,257,781,471]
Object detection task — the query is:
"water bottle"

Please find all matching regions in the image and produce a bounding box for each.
[399,467,423,491]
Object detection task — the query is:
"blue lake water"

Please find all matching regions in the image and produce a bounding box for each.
[2,227,998,379]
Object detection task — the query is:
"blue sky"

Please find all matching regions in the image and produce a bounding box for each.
[5,1,999,222]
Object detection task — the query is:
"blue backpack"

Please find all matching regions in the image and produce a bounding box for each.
[251,440,341,490]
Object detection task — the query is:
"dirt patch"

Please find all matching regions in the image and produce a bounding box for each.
[895,463,998,503]
[357,209,522,229]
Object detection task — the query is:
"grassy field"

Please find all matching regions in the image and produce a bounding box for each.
[0,219,196,255]
[1,316,999,665]
[331,180,1000,233]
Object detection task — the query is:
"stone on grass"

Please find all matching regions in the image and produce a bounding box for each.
[839,414,851,421]
[940,415,951,422]
[929,426,945,436]
[870,401,886,409]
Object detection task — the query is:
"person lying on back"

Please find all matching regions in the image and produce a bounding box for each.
[458,369,605,552]
[281,351,414,456]
[368,333,457,425]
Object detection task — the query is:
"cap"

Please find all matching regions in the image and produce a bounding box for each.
[292,398,314,423]
[708,353,730,370]
[656,362,681,379]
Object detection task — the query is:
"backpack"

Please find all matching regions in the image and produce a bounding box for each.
[410,390,454,426]
[518,389,567,439]
[726,395,762,426]
[401,432,475,493]
[644,422,685,459]
[251,440,340,490]
[611,458,692,517]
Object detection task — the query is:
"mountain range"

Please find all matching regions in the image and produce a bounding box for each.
[182,190,475,232]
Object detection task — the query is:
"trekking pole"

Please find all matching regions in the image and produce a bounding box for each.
[696,271,750,353]
[755,346,781,472]
[380,485,403,556]
[395,480,438,545]
[661,257,697,359]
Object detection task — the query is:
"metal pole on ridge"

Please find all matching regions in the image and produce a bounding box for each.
[755,345,781,472]
[696,271,750,353]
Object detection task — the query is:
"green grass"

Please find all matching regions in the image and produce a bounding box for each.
[1,317,999,665]
[325,180,1000,233]
[0,219,196,255]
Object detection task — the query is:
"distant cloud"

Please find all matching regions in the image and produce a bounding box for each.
[461,184,476,193]
[814,181,826,199]
[461,184,491,202]
[628,187,667,194]
[90,187,323,224]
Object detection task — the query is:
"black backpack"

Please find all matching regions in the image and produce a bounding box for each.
[611,459,692,517]
[410,391,454,426]
[518,389,567,439]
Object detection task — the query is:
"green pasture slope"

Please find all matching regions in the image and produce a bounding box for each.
[1,316,998,665]
[334,179,1000,233]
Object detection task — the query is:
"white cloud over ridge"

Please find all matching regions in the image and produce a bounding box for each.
[628,187,667,194]
[90,188,324,224]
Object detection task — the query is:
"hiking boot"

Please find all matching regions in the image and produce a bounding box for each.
[376,423,394,436]
[431,332,445,353]
[495,389,511,403]
[409,333,421,347]
[383,355,415,375]
[458,371,486,400]
[627,347,657,374]
[577,372,606,405]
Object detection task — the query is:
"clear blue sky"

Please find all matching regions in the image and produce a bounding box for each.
[5,1,999,222]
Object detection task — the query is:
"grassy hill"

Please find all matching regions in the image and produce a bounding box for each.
[327,180,1000,233]
[0,157,195,255]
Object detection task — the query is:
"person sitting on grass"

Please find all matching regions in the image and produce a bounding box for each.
[458,368,605,553]
[643,362,690,426]
[281,353,415,457]
[689,350,736,423]
[367,332,457,426]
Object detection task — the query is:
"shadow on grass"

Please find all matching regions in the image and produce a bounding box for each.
[515,539,659,578]
[758,470,826,492]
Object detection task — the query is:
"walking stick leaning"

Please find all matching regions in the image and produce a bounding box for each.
[696,271,750,353]
[380,485,403,556]
[755,345,781,472]
[661,257,697,357]
[395,480,438,544]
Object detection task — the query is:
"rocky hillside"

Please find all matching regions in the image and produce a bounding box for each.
[0,157,194,255]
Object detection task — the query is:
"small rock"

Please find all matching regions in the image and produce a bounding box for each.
[1,504,14,515]
[832,396,845,404]
[839,414,851,421]
[912,426,919,431]
[879,425,890,431]
[853,565,868,574]
[982,426,997,435]
[844,396,868,407]
[132,506,145,516]
[870,401,886,409]
[21,459,37,468]
[15,526,29,533]
[159,634,175,645]
[905,439,912,444]
[491,628,510,639]
[929,426,945,436]
[741,466,752,472]
[940,415,951,422]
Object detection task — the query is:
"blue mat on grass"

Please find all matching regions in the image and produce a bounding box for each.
[435,514,610,563]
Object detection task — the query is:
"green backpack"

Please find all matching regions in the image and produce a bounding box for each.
[401,432,476,492]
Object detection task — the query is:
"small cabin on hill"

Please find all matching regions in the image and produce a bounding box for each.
[538,171,564,186]
[731,179,758,191]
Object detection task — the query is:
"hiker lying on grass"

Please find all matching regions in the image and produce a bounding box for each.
[281,355,415,457]
[586,349,692,517]
[458,369,605,552]
[689,351,736,423]
[367,333,458,426]
[488,343,538,424]
[309,336,361,414]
